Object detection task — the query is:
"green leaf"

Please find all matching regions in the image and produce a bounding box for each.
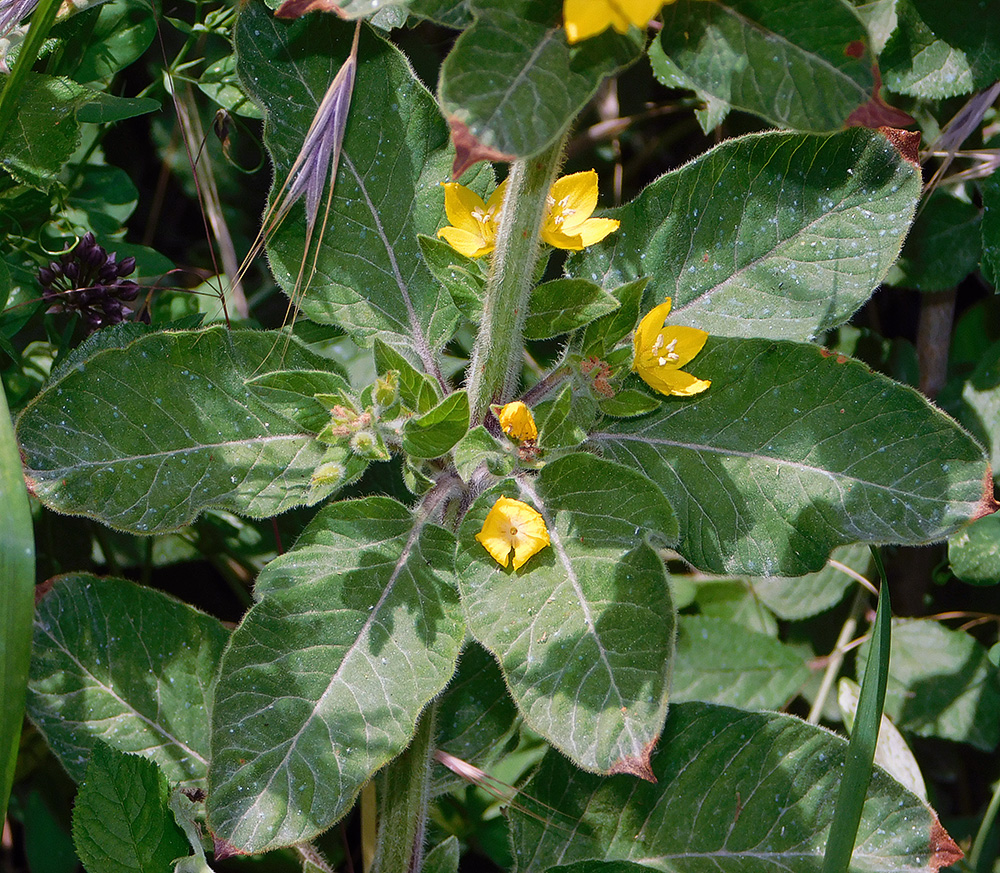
[654,0,877,132]
[17,326,344,533]
[951,335,1000,474]
[438,0,643,161]
[882,0,1000,97]
[76,93,160,124]
[949,514,1000,585]
[848,0,899,53]
[423,836,460,873]
[524,279,620,341]
[0,74,89,189]
[23,791,77,873]
[452,425,512,482]
[671,616,809,710]
[579,277,646,358]
[569,129,921,342]
[207,497,465,853]
[691,577,777,636]
[63,164,138,235]
[418,233,487,321]
[858,619,1000,751]
[27,574,227,784]
[982,165,1000,289]
[374,338,441,413]
[752,543,868,620]
[198,54,264,120]
[246,367,354,433]
[410,0,473,28]
[456,453,677,777]
[592,336,992,576]
[0,379,33,827]
[887,192,981,290]
[511,702,959,871]
[51,0,156,83]
[534,382,589,451]
[402,389,470,458]
[72,743,190,873]
[598,388,661,419]
[235,7,461,362]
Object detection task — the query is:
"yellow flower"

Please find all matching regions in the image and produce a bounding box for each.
[563,0,668,44]
[632,298,711,397]
[541,171,620,251]
[496,401,538,442]
[437,180,508,258]
[476,496,551,569]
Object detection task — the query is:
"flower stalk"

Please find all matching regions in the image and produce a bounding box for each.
[467,136,566,425]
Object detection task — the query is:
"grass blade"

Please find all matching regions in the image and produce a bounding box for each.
[822,547,891,873]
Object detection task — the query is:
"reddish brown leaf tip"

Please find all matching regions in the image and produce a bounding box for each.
[607,738,657,783]
[212,837,246,861]
[846,67,916,132]
[974,466,1000,520]
[449,118,515,179]
[929,816,964,871]
[878,127,922,167]
[844,40,865,58]
[274,0,346,18]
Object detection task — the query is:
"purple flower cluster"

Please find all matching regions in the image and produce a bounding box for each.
[37,233,142,330]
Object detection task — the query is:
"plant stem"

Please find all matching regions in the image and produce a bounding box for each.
[467,137,565,424]
[970,777,1000,871]
[370,704,437,873]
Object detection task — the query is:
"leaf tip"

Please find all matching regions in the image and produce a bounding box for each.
[929,816,963,871]
[974,466,1000,521]
[876,127,922,168]
[607,738,657,783]
[273,0,346,18]
[845,68,916,134]
[212,836,247,861]
[448,118,515,179]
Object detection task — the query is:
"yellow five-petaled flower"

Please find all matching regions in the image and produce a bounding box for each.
[476,496,551,569]
[563,0,669,44]
[541,170,620,251]
[632,297,711,397]
[437,180,508,258]
[496,401,538,442]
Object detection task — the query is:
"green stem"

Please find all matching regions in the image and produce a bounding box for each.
[0,0,63,145]
[370,704,437,873]
[467,137,565,424]
[970,777,1000,870]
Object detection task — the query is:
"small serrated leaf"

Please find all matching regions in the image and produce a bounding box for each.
[72,743,191,873]
[524,279,620,340]
[402,389,470,459]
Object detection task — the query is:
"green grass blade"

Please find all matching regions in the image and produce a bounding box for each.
[822,547,891,873]
[0,381,35,825]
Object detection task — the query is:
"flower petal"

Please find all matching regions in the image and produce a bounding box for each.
[540,226,586,251]
[656,325,709,368]
[639,366,711,397]
[497,401,538,441]
[633,299,673,361]
[476,496,550,569]
[437,226,493,258]
[441,182,488,234]
[564,0,619,42]
[550,170,599,222]
[485,178,509,213]
[572,216,621,248]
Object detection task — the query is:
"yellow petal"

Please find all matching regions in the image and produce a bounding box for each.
[441,182,488,234]
[550,170,599,221]
[632,299,673,361]
[639,366,711,397]
[540,225,586,251]
[572,216,620,247]
[476,496,550,570]
[485,178,509,213]
[496,401,538,441]
[563,0,664,42]
[437,225,493,258]
[620,0,667,27]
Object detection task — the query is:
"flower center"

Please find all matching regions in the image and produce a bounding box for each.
[657,337,679,366]
[546,194,576,229]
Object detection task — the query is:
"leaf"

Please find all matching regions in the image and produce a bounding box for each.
[598,388,662,419]
[27,574,226,784]
[849,0,899,54]
[402,389,470,458]
[568,129,921,343]
[374,338,441,413]
[858,619,1000,751]
[887,192,981,291]
[579,277,646,358]
[0,74,89,189]
[53,0,156,83]
[438,0,643,162]
[952,335,1000,474]
[949,514,1000,585]
[982,167,1000,289]
[524,279,620,341]
[76,93,160,123]
[417,233,487,321]
[654,0,877,133]
[452,425,512,482]
[881,0,1000,97]
[534,383,590,451]
[511,702,962,872]
[72,743,190,873]
[671,616,809,710]
[591,336,994,576]
[752,543,868,620]
[207,497,465,853]
[235,6,460,364]
[63,165,138,235]
[17,326,343,533]
[455,453,677,778]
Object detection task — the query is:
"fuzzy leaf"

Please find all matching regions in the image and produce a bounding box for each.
[456,453,677,778]
[208,497,465,853]
[569,129,920,342]
[511,702,961,872]
[524,279,620,341]
[28,575,226,784]
[402,389,470,458]
[17,327,345,533]
[592,337,993,576]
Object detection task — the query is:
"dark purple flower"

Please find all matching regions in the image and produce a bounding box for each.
[37,233,143,331]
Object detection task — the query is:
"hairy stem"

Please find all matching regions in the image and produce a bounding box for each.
[467,137,566,424]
